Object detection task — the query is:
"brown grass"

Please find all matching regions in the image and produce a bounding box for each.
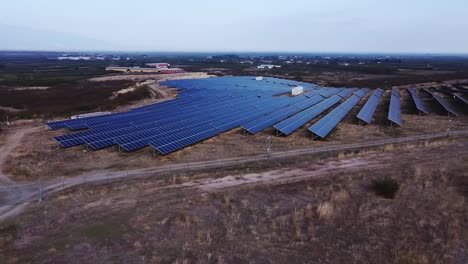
[317,202,334,220]
[1,139,466,263]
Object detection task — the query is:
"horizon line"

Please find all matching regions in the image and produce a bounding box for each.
[1,49,468,57]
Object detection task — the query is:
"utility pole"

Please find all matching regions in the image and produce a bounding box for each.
[447,119,453,136]
[38,180,43,202]
[266,136,272,159]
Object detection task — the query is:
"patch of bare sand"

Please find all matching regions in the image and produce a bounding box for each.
[188,157,381,192]
[88,72,212,82]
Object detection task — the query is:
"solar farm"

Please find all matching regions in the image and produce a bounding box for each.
[47,76,468,156]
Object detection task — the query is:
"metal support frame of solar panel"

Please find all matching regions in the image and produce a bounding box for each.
[356,88,384,124]
[422,88,458,116]
[388,88,403,126]
[241,95,325,134]
[273,93,343,136]
[407,88,429,115]
[308,90,366,139]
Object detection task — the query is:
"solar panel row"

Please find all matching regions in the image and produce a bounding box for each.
[388,88,402,126]
[273,93,343,136]
[423,88,458,116]
[308,89,367,138]
[241,95,324,134]
[357,88,384,124]
[407,88,429,115]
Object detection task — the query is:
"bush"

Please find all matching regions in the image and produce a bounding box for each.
[371,178,399,199]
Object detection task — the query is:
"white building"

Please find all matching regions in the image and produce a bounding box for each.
[257,64,281,69]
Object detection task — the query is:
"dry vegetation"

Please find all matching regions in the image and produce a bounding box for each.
[0,138,467,263]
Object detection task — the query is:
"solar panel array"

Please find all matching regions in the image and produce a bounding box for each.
[309,89,369,138]
[388,88,402,126]
[48,77,463,155]
[407,88,429,114]
[423,88,458,116]
[273,94,342,136]
[49,77,335,154]
[357,88,384,124]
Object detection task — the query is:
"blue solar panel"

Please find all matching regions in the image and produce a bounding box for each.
[423,89,458,116]
[357,88,383,124]
[241,95,323,134]
[48,77,421,154]
[274,94,342,135]
[337,88,358,98]
[407,88,429,114]
[388,88,402,126]
[308,90,366,138]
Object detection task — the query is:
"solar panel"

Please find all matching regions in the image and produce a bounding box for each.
[407,88,429,115]
[49,77,449,155]
[241,95,323,134]
[273,94,342,135]
[423,88,458,116]
[308,90,366,138]
[388,88,402,126]
[356,88,383,124]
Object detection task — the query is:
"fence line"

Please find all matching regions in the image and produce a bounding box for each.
[1,130,467,207]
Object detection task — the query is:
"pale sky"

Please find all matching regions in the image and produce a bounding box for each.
[1,0,468,53]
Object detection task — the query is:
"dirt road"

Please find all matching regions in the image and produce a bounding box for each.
[0,127,39,183]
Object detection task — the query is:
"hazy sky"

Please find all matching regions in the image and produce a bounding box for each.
[1,0,468,53]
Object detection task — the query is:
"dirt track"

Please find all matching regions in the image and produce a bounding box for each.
[0,127,39,183]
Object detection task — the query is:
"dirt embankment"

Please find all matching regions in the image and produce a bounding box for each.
[88,72,212,82]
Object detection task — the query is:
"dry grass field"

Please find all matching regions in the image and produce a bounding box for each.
[0,138,467,263]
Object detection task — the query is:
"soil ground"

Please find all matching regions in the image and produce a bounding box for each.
[0,138,466,263]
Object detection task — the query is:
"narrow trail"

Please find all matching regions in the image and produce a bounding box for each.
[0,129,467,222]
[0,127,40,183]
[0,127,42,221]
